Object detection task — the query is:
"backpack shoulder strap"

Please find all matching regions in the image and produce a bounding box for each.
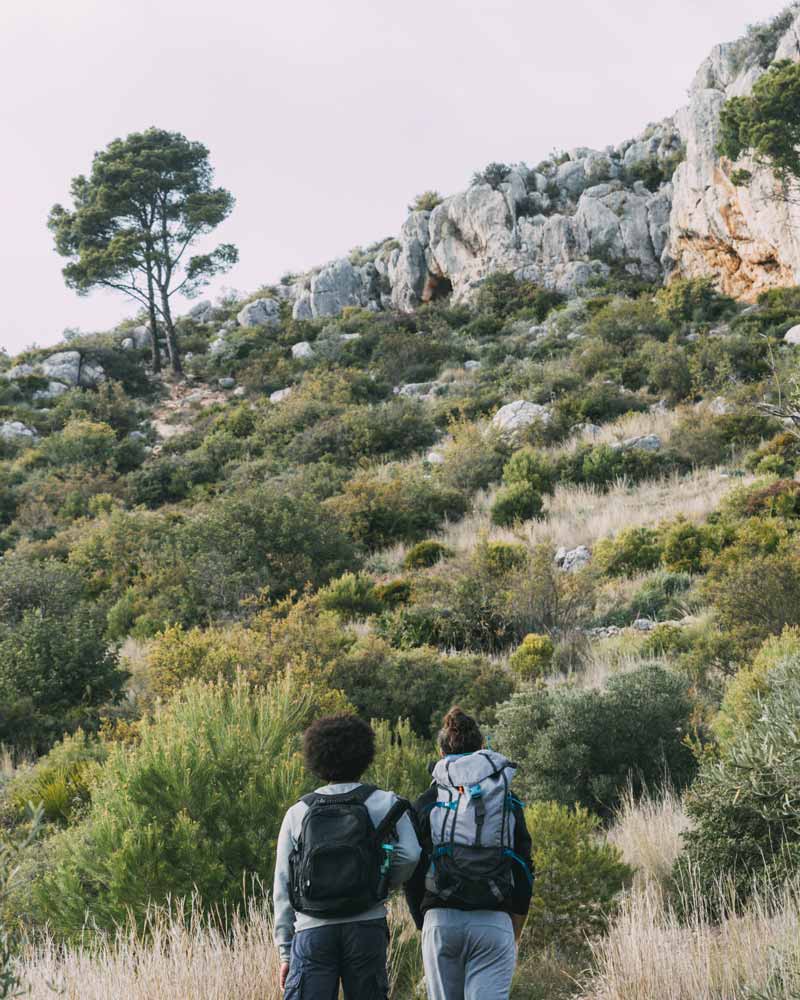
[373,796,412,842]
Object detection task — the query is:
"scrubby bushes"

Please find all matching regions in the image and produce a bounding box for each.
[494,665,696,817]
[27,677,316,939]
[524,801,632,948]
[676,652,800,911]
[509,634,555,680]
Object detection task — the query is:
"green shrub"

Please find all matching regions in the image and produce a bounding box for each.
[403,540,452,570]
[494,665,696,817]
[675,652,800,912]
[491,482,544,526]
[317,572,381,621]
[655,277,735,326]
[660,517,713,573]
[594,527,663,577]
[408,190,443,213]
[524,801,632,949]
[509,634,555,680]
[712,626,800,748]
[475,272,564,321]
[5,730,106,827]
[29,676,313,939]
[472,163,512,190]
[364,718,433,801]
[330,636,513,737]
[436,420,509,494]
[326,467,468,550]
[478,540,529,576]
[374,578,412,608]
[502,447,557,494]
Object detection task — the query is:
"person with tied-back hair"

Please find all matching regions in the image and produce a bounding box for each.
[273,715,421,999]
[405,707,533,1000]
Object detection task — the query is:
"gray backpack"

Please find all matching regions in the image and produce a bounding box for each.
[425,749,527,908]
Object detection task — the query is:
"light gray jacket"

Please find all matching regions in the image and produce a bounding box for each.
[273,782,421,962]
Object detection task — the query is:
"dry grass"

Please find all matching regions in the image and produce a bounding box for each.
[17,896,421,1000]
[443,467,753,556]
[558,406,685,456]
[584,879,800,1000]
[607,786,690,893]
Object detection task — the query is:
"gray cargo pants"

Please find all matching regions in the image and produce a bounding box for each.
[421,908,516,1000]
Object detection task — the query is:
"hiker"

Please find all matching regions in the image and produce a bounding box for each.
[273,714,422,998]
[405,706,533,1000]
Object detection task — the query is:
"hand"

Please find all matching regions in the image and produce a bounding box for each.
[511,913,526,943]
[280,961,290,991]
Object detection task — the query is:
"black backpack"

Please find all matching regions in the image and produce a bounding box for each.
[289,784,411,918]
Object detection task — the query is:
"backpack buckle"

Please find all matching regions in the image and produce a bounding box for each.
[468,783,483,799]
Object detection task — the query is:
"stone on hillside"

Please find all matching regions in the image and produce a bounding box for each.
[0,420,37,443]
[621,434,662,452]
[237,298,281,329]
[398,381,436,397]
[785,325,800,346]
[4,363,36,380]
[709,396,731,415]
[218,377,236,389]
[40,351,81,385]
[189,300,214,323]
[128,430,147,441]
[492,400,551,434]
[78,360,106,388]
[33,381,69,401]
[209,334,228,356]
[632,618,656,631]
[426,450,445,465]
[270,387,293,403]
[291,341,314,360]
[233,386,246,397]
[121,338,134,351]
[555,545,591,572]
[464,360,481,370]
[125,325,152,349]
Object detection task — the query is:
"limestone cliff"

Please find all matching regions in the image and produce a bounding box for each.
[284,7,800,319]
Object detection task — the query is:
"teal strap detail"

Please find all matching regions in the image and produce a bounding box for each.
[433,801,458,811]
[468,783,483,799]
[504,849,533,886]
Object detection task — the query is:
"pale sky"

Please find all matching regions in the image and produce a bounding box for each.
[0,0,777,355]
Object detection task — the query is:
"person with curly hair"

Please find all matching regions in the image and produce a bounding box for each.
[273,715,421,998]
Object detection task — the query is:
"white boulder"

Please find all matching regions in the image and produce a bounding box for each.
[0,420,37,443]
[270,387,293,403]
[237,298,282,329]
[218,377,236,389]
[291,341,314,360]
[492,400,551,434]
[555,545,591,572]
[785,325,800,346]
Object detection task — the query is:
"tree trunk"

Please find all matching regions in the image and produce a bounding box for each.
[158,288,182,376]
[146,269,162,374]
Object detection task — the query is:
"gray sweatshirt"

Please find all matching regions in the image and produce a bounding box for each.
[273,782,421,962]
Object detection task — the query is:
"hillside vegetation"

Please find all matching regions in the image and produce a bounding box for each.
[4,6,800,996]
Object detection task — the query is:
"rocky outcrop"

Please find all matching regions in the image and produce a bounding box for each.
[0,421,37,443]
[4,350,105,390]
[237,297,281,329]
[270,11,800,319]
[668,11,800,299]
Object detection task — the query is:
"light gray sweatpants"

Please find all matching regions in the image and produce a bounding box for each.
[421,908,516,1000]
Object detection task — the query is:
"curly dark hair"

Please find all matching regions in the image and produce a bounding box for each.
[303,715,376,782]
[438,706,483,755]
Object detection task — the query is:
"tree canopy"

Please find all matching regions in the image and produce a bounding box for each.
[719,60,800,191]
[48,128,238,374]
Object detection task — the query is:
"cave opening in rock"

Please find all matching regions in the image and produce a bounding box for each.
[422,274,453,303]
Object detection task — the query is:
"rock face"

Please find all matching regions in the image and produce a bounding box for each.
[269,13,800,321]
[785,324,800,346]
[668,11,800,299]
[4,351,105,390]
[291,341,314,359]
[237,298,281,329]
[292,258,385,320]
